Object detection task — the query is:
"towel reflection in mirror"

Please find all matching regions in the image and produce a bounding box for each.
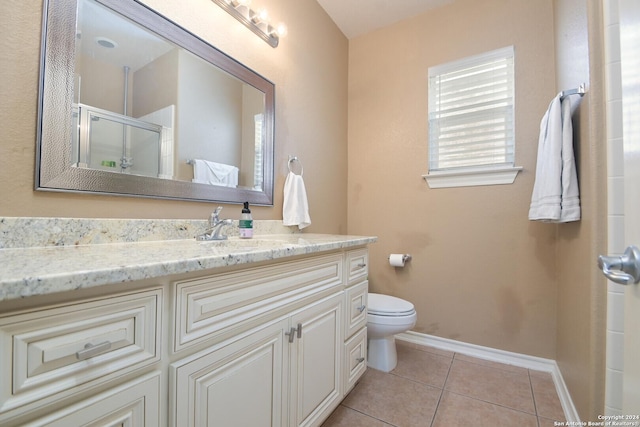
[190,159,239,188]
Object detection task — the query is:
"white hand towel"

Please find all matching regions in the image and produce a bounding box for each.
[528,95,581,222]
[558,97,580,222]
[283,171,311,229]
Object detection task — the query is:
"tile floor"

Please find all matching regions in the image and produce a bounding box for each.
[322,341,565,427]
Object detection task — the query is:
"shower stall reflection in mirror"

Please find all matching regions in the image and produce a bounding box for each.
[71,102,175,180]
[71,67,175,180]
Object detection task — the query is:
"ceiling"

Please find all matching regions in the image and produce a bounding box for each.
[79,0,173,71]
[315,0,455,39]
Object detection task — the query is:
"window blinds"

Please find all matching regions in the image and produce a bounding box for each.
[253,113,264,189]
[428,47,515,172]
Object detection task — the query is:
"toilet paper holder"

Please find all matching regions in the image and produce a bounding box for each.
[388,254,412,263]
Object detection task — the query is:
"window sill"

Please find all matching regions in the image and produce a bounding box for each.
[422,166,523,189]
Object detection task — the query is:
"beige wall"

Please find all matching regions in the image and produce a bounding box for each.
[554,0,607,419]
[348,0,560,359]
[0,0,348,233]
[347,0,607,418]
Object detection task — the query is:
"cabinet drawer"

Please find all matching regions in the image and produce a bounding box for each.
[344,280,368,339]
[345,248,368,286]
[174,253,343,351]
[0,289,161,416]
[28,372,160,427]
[343,327,367,393]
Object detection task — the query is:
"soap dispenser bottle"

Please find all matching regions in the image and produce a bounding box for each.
[239,202,253,239]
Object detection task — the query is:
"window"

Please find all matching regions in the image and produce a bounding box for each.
[424,46,521,188]
[253,113,264,190]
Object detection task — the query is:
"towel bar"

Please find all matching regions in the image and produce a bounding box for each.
[559,83,586,101]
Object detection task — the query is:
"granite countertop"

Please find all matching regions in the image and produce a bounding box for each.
[0,233,377,302]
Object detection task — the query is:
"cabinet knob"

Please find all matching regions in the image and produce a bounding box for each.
[76,341,112,360]
[357,305,366,313]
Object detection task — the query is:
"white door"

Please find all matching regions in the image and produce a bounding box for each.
[619,0,639,413]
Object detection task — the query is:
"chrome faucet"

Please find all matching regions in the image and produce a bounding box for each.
[197,207,234,241]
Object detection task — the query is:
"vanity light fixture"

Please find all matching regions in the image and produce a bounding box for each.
[212,0,286,48]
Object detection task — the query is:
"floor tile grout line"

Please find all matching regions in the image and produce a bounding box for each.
[387,370,448,391]
[528,369,540,416]
[448,352,538,416]
[336,404,399,427]
[340,376,403,427]
[443,388,541,418]
[428,351,456,427]
[528,369,543,427]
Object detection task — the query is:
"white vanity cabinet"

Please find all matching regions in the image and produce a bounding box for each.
[0,244,371,427]
[171,292,343,427]
[170,253,345,427]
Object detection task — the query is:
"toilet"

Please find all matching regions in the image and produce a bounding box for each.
[366,293,417,372]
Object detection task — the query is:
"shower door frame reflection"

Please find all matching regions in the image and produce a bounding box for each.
[75,103,165,179]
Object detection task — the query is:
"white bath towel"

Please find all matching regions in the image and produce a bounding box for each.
[283,171,311,229]
[529,95,581,222]
[191,159,239,188]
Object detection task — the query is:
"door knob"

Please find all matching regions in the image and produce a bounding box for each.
[598,245,640,285]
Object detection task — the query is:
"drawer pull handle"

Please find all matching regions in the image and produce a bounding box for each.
[354,263,367,270]
[296,323,303,339]
[356,357,365,364]
[76,341,112,360]
[357,305,366,313]
[285,324,303,343]
[285,327,297,343]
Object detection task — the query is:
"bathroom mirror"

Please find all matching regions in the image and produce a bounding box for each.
[36,0,275,205]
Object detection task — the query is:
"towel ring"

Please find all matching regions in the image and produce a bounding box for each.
[288,156,303,176]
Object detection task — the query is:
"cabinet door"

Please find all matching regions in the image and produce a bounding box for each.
[171,318,288,427]
[289,293,342,427]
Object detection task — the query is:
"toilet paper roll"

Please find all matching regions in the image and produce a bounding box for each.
[389,254,406,267]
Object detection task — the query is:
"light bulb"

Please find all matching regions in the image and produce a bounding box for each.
[275,22,288,37]
[251,8,269,24]
[231,0,251,8]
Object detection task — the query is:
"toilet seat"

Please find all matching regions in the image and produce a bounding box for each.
[368,293,415,316]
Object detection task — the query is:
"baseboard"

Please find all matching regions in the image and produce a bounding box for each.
[396,331,581,423]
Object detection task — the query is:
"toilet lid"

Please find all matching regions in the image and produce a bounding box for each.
[368,293,415,316]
